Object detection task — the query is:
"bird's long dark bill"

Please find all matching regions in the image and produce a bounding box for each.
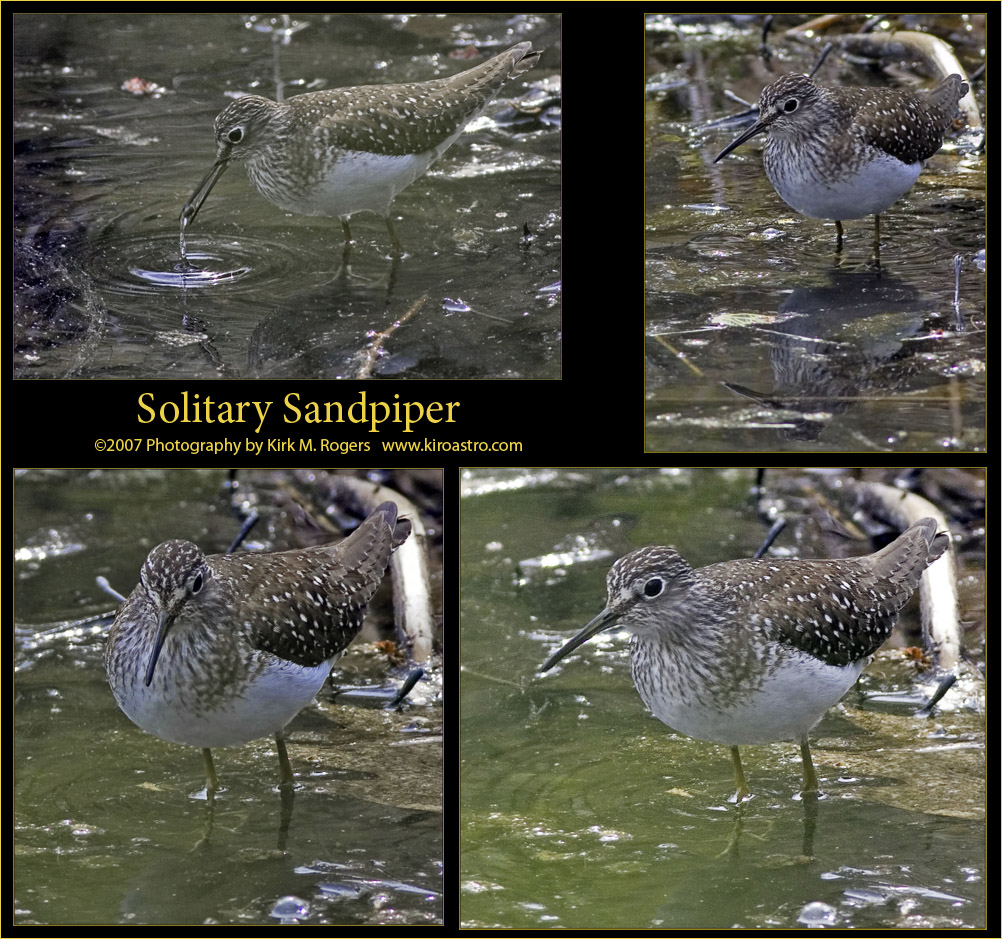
[143,611,173,687]
[540,608,621,672]
[180,157,230,228]
[713,119,767,163]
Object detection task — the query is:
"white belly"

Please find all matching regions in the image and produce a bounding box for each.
[247,121,469,220]
[632,644,864,745]
[263,150,438,219]
[765,146,922,220]
[112,655,334,749]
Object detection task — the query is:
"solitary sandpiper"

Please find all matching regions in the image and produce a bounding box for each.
[180,42,541,253]
[540,518,949,801]
[105,501,410,791]
[714,74,968,245]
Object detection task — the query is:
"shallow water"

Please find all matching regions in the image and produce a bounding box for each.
[14,13,561,379]
[644,15,985,451]
[14,469,443,926]
[460,468,985,929]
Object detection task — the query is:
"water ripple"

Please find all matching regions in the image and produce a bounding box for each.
[84,231,318,297]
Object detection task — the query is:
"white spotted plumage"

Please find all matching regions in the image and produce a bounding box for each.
[105,502,409,751]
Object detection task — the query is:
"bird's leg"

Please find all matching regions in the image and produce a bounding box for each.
[729,745,751,802]
[385,216,402,256]
[339,218,355,267]
[873,213,882,271]
[202,748,220,793]
[275,732,295,790]
[835,219,844,251]
[799,734,819,794]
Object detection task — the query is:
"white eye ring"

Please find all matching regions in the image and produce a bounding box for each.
[642,577,665,599]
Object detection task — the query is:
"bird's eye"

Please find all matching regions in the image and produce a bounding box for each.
[782,97,799,113]
[228,127,243,143]
[643,577,664,598]
[191,573,203,594]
